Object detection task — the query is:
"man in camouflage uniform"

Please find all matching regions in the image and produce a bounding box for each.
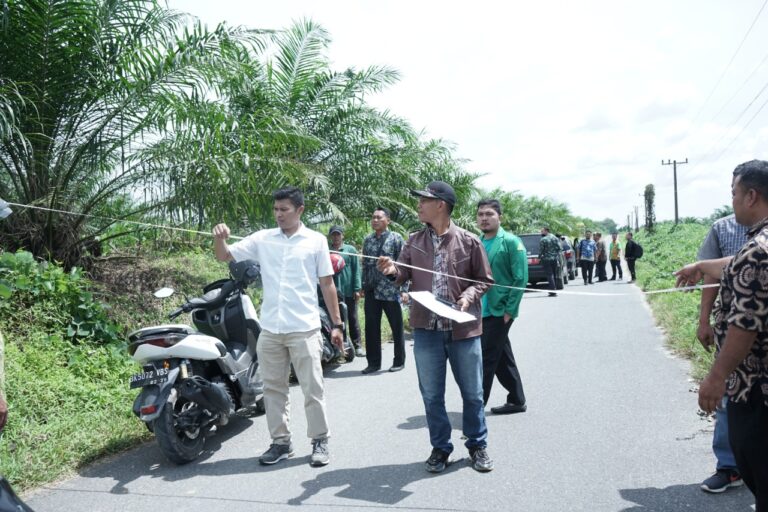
[539,227,561,297]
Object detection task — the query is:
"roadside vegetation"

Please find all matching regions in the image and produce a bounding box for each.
[634,220,716,379]
[0,247,226,490]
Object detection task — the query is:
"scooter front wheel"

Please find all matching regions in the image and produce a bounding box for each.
[153,395,206,464]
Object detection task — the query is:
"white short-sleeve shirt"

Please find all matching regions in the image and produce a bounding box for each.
[228,224,333,334]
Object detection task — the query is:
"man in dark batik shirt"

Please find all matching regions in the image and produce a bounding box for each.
[676,160,768,510]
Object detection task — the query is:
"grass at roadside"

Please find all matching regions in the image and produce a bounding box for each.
[634,222,715,380]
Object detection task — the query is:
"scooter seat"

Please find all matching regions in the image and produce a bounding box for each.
[128,324,196,342]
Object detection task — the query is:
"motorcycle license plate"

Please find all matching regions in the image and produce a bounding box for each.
[129,368,169,389]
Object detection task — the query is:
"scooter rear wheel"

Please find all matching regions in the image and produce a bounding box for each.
[153,395,206,464]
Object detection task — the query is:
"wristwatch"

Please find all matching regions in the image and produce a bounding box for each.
[332,323,345,331]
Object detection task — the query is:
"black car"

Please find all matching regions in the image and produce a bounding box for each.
[518,234,568,289]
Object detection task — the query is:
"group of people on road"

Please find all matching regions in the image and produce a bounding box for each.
[565,230,642,287]
[208,161,768,511]
[213,181,531,475]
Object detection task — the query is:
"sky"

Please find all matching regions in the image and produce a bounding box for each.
[169,0,768,225]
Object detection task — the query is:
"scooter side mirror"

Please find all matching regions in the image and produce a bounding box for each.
[153,287,175,299]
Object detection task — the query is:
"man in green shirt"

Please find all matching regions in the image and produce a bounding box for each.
[328,226,364,357]
[476,199,528,414]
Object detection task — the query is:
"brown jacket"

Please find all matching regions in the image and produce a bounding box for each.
[393,222,493,340]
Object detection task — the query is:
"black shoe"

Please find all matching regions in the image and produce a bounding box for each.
[389,365,405,372]
[491,403,527,414]
[259,443,294,465]
[609,277,616,281]
[468,447,494,472]
[425,448,452,473]
[361,366,380,374]
[548,292,557,297]
[701,469,743,493]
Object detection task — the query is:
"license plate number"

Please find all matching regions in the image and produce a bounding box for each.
[129,368,169,389]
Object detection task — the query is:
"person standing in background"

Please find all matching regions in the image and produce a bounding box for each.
[328,226,365,357]
[361,207,408,374]
[609,233,623,281]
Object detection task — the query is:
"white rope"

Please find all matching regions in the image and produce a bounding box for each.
[4,201,716,297]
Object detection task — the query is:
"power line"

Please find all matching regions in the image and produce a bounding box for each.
[690,0,768,125]
[716,89,768,161]
[709,49,768,124]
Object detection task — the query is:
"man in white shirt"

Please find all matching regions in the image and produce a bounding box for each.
[213,187,344,467]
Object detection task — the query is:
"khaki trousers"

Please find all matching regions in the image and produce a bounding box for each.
[256,328,329,444]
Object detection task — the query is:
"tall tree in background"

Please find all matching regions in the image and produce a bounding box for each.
[644,184,656,233]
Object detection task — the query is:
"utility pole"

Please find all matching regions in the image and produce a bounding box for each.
[638,193,646,230]
[661,158,688,224]
[634,205,639,232]
[627,214,631,231]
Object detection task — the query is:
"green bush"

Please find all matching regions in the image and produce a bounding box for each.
[0,251,121,345]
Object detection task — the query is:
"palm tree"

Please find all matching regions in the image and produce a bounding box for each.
[0,0,267,266]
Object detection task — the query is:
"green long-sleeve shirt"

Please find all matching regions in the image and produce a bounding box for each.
[333,243,362,298]
[481,230,528,319]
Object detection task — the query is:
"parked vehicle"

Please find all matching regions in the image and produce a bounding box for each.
[559,237,577,280]
[127,260,265,464]
[319,253,356,364]
[518,234,568,289]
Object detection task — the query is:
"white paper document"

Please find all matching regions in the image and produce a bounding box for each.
[407,291,477,324]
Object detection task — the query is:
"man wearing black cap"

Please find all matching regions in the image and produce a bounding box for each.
[328,226,364,357]
[377,181,495,473]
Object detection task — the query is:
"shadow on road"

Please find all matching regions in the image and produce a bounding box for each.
[619,483,754,511]
[287,459,466,507]
[397,412,464,431]
[324,368,364,380]
[81,416,256,494]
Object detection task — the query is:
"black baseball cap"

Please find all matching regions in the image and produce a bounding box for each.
[328,225,344,235]
[410,181,456,206]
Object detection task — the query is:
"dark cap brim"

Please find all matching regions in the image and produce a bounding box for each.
[410,189,439,200]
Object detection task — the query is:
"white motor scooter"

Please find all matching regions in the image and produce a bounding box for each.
[127,260,264,464]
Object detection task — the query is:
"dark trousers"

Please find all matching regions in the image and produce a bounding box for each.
[627,259,637,280]
[364,291,405,368]
[728,388,768,511]
[580,260,594,284]
[542,259,558,290]
[610,259,623,279]
[481,316,526,406]
[344,295,361,347]
[596,259,608,281]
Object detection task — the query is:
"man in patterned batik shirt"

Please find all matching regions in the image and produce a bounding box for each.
[361,207,408,374]
[676,160,768,510]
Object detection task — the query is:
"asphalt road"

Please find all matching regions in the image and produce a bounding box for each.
[26,278,756,511]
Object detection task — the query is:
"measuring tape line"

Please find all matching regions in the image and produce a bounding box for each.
[2,201,717,297]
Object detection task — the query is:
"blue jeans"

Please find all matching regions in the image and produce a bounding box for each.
[413,329,487,453]
[714,396,737,470]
